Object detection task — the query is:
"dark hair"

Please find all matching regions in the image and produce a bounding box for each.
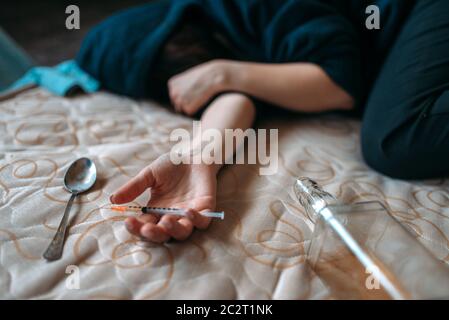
[148,17,236,102]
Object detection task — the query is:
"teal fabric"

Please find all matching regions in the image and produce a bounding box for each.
[0,26,98,96]
[0,27,34,91]
[7,60,100,96]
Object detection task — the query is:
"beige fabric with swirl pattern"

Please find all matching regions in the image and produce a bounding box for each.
[1,88,448,299]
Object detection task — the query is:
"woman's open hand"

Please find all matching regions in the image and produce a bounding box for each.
[110,153,218,242]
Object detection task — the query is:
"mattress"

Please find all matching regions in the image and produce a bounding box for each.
[1,88,448,299]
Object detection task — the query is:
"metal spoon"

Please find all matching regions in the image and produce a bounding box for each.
[43,157,97,261]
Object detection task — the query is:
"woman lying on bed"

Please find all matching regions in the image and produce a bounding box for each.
[76,0,449,242]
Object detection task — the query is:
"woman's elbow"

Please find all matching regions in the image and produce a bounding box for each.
[323,83,355,111]
[312,90,354,112]
[336,92,355,110]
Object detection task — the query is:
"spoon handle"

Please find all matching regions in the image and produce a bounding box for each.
[43,193,76,261]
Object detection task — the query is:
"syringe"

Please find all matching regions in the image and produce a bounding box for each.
[110,205,225,220]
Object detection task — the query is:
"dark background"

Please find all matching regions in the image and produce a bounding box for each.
[0,0,148,65]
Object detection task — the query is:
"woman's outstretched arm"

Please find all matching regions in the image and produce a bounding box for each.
[168,60,354,115]
[110,93,255,242]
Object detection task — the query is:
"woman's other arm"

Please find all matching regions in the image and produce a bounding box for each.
[227,61,354,112]
[168,60,354,115]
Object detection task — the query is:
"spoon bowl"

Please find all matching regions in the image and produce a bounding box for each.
[64,157,97,194]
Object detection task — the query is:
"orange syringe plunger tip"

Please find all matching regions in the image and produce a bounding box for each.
[110,206,128,212]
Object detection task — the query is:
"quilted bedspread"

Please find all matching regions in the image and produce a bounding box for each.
[1,88,448,299]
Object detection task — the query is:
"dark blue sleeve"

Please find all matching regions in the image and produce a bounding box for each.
[203,0,364,103]
[76,0,202,98]
[264,1,363,104]
[77,0,363,103]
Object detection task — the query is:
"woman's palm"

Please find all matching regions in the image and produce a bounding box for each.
[110,153,217,242]
[148,154,217,212]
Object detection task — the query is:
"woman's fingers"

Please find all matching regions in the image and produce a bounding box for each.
[168,76,203,115]
[126,210,211,242]
[168,79,182,112]
[158,215,193,241]
[169,92,181,112]
[186,209,212,230]
[140,223,171,243]
[124,217,143,236]
[182,102,197,116]
[171,93,187,114]
[110,166,155,204]
[131,210,208,241]
[125,214,158,237]
[137,213,159,224]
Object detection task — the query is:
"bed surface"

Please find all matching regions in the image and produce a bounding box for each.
[1,89,448,299]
